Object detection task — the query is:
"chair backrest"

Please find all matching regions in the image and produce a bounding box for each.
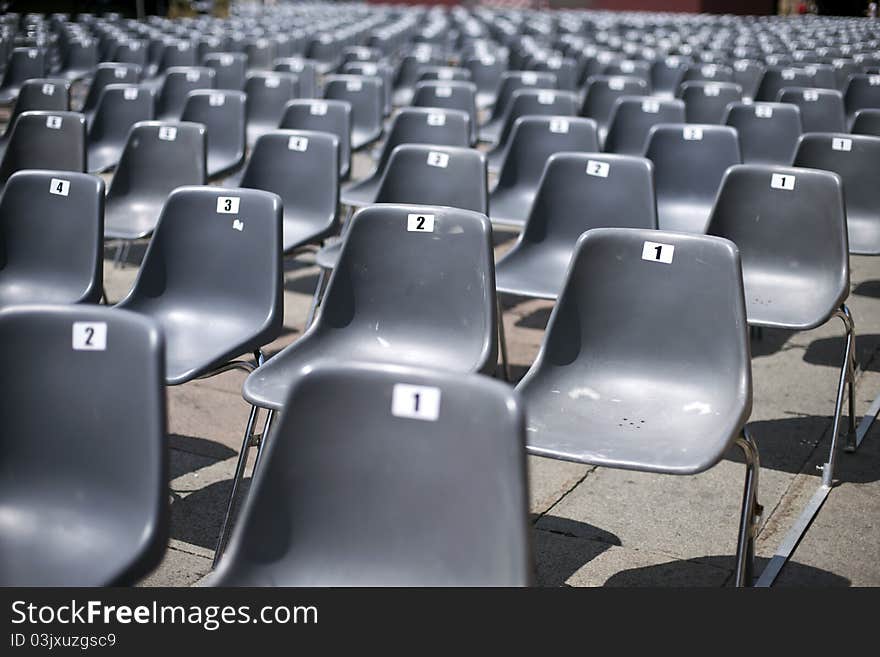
[323,74,383,141]
[117,186,282,341]
[521,152,657,252]
[802,62,837,90]
[203,52,247,91]
[644,123,741,233]
[214,361,530,586]
[372,107,470,176]
[679,81,743,124]
[755,66,813,102]
[417,65,471,83]
[62,38,98,74]
[495,88,579,148]
[244,71,300,127]
[411,80,478,144]
[81,62,141,115]
[793,132,880,254]
[273,57,318,98]
[156,66,215,120]
[113,39,149,69]
[1,47,45,89]
[89,83,154,145]
[375,145,488,214]
[0,170,104,306]
[832,58,861,91]
[777,87,846,133]
[603,59,652,88]
[852,108,880,136]
[0,110,86,187]
[605,96,685,155]
[245,38,276,70]
[520,227,750,444]
[681,63,735,85]
[280,98,351,178]
[706,164,848,328]
[342,61,393,114]
[157,39,197,74]
[732,59,766,99]
[490,70,558,122]
[464,54,506,99]
[0,304,167,586]
[3,78,69,136]
[581,75,649,132]
[181,89,246,175]
[723,101,801,165]
[651,56,690,96]
[844,73,880,121]
[495,116,600,192]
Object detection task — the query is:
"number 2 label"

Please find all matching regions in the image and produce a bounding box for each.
[642,241,675,264]
[72,322,107,351]
[391,384,441,421]
[407,213,435,232]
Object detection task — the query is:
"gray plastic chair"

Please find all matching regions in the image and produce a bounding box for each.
[496,153,657,300]
[203,52,247,91]
[323,74,383,150]
[392,51,445,106]
[343,61,393,116]
[244,203,499,413]
[464,54,506,108]
[706,163,855,472]
[480,71,558,143]
[645,123,741,233]
[682,63,735,85]
[181,89,246,179]
[104,121,206,241]
[604,96,685,155]
[0,110,86,189]
[651,56,690,98]
[489,116,599,229]
[417,65,472,83]
[723,101,802,165]
[87,84,154,173]
[732,59,766,100]
[273,57,318,99]
[0,78,70,159]
[485,88,579,163]
[793,133,880,254]
[844,74,880,126]
[113,40,149,71]
[603,59,652,88]
[412,80,479,145]
[0,304,167,586]
[0,47,45,104]
[280,98,351,179]
[155,66,215,120]
[580,75,649,141]
[680,81,743,124]
[516,226,760,587]
[213,362,531,587]
[776,87,846,133]
[60,38,98,81]
[832,58,861,92]
[237,129,339,254]
[755,66,813,102]
[0,170,104,308]
[79,62,141,119]
[851,108,880,136]
[244,71,300,146]
[341,107,471,208]
[245,38,276,71]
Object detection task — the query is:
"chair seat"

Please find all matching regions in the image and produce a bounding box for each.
[246,121,276,146]
[495,246,572,300]
[88,142,124,173]
[315,239,342,269]
[351,125,382,150]
[207,151,243,179]
[489,187,536,228]
[846,213,880,255]
[479,117,502,143]
[244,329,491,411]
[0,277,95,308]
[282,215,336,254]
[656,200,713,234]
[521,375,742,474]
[340,174,381,207]
[0,489,149,586]
[104,196,165,240]
[743,273,843,330]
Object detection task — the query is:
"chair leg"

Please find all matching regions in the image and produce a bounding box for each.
[821,305,856,484]
[253,409,275,471]
[734,428,761,587]
[497,297,510,382]
[305,267,327,329]
[112,240,125,269]
[213,403,260,567]
[100,286,109,305]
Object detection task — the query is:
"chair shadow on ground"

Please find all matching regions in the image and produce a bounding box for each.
[170,476,252,552]
[853,280,880,298]
[749,327,795,358]
[804,333,880,371]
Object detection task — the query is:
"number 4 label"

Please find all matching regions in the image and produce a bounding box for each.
[391,384,441,421]
[50,178,70,196]
[642,241,675,264]
[72,322,107,351]
[407,213,435,232]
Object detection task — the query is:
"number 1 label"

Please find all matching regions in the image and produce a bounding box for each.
[642,241,675,264]
[391,384,441,421]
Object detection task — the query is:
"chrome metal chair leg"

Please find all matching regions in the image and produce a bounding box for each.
[822,304,855,484]
[253,409,275,471]
[305,267,326,329]
[734,428,761,587]
[497,297,510,382]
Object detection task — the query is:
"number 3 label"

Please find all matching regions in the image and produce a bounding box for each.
[391,384,441,421]
[642,240,675,264]
[216,196,240,214]
[72,322,107,351]
[407,213,435,232]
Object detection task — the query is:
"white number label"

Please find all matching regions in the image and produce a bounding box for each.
[642,100,660,113]
[642,241,675,264]
[426,112,446,126]
[734,60,749,72]
[217,196,240,213]
[114,68,127,79]
[186,70,200,82]
[310,101,328,115]
[391,384,441,421]
[549,118,569,133]
[609,78,624,90]
[288,136,309,151]
[437,68,453,80]
[72,322,107,351]
[870,76,880,86]
[219,54,233,66]
[158,126,177,141]
[781,69,797,80]
[586,160,610,178]
[435,85,452,98]
[683,126,703,140]
[407,213,435,232]
[346,78,362,91]
[803,90,819,101]
[265,76,280,88]
[537,91,555,104]
[208,93,224,106]
[755,105,773,118]
[426,151,449,168]
[702,65,717,77]
[123,87,138,100]
[46,116,62,129]
[49,178,70,196]
[522,72,537,85]
[832,137,853,152]
[41,83,55,95]
[771,173,796,190]
[620,61,634,73]
[704,84,721,97]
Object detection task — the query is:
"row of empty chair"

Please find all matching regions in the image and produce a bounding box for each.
[2,3,879,587]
